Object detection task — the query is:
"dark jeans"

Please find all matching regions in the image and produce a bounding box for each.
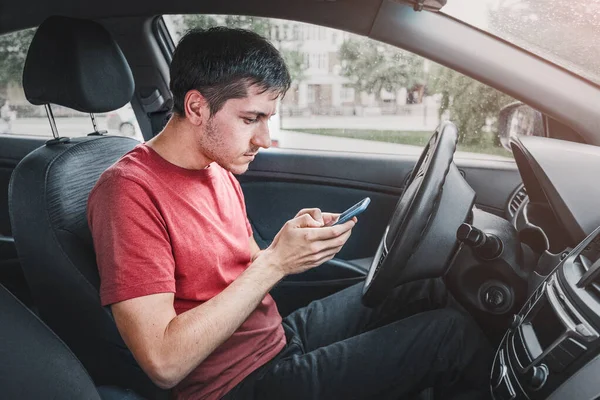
[223,279,492,400]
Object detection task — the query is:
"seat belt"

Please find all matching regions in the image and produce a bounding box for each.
[140,88,171,137]
[148,110,171,137]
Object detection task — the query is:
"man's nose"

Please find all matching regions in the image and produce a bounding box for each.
[252,121,271,149]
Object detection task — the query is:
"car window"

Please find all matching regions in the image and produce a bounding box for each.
[163,15,517,160]
[0,28,143,141]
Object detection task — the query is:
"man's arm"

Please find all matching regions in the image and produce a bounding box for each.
[249,235,262,262]
[112,213,355,389]
[112,253,283,389]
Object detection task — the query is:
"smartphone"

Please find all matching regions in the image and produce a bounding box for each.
[332,197,371,226]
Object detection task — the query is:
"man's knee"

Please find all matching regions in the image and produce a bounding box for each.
[429,308,492,368]
[426,309,485,348]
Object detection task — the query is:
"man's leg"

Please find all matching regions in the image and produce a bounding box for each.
[252,308,491,399]
[225,279,492,399]
[283,279,450,351]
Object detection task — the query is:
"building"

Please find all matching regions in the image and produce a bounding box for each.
[270,22,356,116]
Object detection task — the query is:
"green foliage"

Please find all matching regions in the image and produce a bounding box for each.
[428,63,514,145]
[339,37,424,99]
[280,48,305,85]
[0,28,35,92]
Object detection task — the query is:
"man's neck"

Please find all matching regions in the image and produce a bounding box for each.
[146,117,212,170]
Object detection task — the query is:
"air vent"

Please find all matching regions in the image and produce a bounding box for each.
[508,186,528,217]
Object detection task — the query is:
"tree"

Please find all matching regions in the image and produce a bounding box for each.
[428,63,514,146]
[339,37,424,101]
[0,28,35,96]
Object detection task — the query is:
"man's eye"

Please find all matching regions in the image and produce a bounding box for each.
[243,118,258,124]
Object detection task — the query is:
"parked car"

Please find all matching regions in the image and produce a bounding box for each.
[106,104,140,137]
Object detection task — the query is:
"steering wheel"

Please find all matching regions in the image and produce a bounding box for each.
[362,121,462,307]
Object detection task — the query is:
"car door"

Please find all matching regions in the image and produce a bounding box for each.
[240,148,521,313]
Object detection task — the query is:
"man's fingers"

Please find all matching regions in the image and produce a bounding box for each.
[311,247,345,266]
[294,208,324,224]
[315,229,352,252]
[303,219,355,240]
[322,212,340,227]
[290,213,324,228]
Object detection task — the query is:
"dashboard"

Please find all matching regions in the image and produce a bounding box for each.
[510,136,600,250]
[490,136,600,399]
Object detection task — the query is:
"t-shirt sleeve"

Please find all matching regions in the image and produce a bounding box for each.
[88,174,176,306]
[229,172,253,237]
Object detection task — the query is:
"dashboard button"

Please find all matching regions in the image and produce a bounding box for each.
[529,364,548,390]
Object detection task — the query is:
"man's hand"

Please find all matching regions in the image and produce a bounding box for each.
[257,209,356,277]
[294,207,340,227]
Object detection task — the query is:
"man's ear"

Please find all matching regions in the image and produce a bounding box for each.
[183,90,209,126]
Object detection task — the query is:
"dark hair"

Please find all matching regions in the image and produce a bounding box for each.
[170,27,291,117]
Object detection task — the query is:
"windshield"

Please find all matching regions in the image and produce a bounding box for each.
[443,0,600,85]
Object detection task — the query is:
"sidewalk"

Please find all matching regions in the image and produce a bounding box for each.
[281,112,440,132]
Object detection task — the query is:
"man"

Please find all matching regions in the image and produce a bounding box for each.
[88,27,491,400]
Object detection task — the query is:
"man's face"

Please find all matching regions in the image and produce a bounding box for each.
[197,85,278,175]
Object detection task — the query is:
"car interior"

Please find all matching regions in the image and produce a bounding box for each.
[1,0,600,399]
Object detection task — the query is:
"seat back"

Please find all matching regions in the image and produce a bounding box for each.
[9,16,168,399]
[0,283,101,399]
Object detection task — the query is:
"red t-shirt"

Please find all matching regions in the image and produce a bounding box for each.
[88,144,285,400]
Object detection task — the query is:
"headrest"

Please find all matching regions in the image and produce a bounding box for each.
[23,16,134,113]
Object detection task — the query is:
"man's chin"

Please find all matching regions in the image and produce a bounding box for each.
[221,161,250,175]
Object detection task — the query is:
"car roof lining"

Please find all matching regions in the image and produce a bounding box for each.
[0,0,385,36]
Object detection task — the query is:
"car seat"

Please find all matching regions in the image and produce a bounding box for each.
[9,15,168,399]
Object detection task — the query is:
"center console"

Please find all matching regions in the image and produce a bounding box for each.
[491,226,600,399]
